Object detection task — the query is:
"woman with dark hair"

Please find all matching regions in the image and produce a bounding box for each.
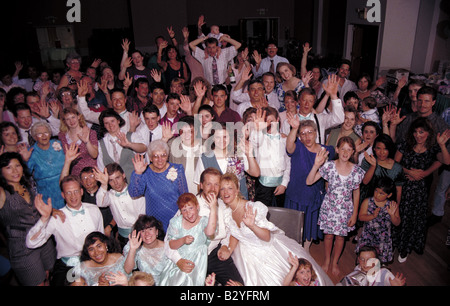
[157,43,189,90]
[360,134,404,205]
[193,122,260,200]
[355,121,381,165]
[97,108,146,182]
[0,121,22,153]
[122,215,167,286]
[0,152,56,286]
[393,118,450,263]
[57,52,83,94]
[71,231,127,286]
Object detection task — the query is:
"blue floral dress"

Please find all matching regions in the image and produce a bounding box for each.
[317,161,365,236]
[27,139,66,209]
[355,197,394,263]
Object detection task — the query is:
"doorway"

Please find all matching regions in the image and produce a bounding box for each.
[348,24,379,81]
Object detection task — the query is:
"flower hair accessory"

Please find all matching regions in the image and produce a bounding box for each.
[52,141,62,152]
[166,167,178,181]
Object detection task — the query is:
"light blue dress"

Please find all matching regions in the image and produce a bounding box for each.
[159,215,210,286]
[27,139,66,209]
[122,242,167,286]
[74,255,128,286]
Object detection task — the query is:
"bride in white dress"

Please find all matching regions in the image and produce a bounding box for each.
[217,173,334,286]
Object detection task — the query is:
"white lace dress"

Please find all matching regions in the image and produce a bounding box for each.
[225,201,334,286]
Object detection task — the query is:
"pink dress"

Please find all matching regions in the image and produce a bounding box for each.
[58,129,98,176]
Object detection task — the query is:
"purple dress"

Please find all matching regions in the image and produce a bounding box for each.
[318,161,365,236]
[355,198,394,263]
[285,139,335,241]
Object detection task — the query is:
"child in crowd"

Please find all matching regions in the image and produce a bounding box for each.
[306,136,365,276]
[356,177,401,264]
[339,246,406,286]
[283,252,319,286]
[159,193,217,286]
[355,96,380,137]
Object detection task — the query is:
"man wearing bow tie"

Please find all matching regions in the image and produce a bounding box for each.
[281,75,345,145]
[26,175,104,286]
[189,35,242,86]
[249,107,291,207]
[94,163,145,250]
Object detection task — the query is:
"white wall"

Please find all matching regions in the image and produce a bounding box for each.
[378,0,421,72]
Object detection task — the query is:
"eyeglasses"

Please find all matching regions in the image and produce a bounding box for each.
[64,190,81,196]
[151,153,167,159]
[35,132,50,138]
[300,130,315,136]
[61,92,72,96]
[81,174,95,180]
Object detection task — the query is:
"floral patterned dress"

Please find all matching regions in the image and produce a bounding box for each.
[355,198,394,263]
[393,142,440,257]
[317,161,365,236]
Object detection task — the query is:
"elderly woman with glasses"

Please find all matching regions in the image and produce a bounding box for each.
[284,117,336,251]
[18,121,67,209]
[129,139,189,231]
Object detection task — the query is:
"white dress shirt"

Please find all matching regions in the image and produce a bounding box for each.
[96,185,145,234]
[26,203,104,263]
[97,128,145,172]
[252,55,289,79]
[249,130,291,188]
[281,98,345,145]
[193,47,238,85]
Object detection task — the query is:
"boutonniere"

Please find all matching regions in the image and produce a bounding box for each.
[166,167,178,181]
[52,141,62,152]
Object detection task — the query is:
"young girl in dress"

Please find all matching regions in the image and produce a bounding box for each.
[306,136,365,276]
[283,252,319,286]
[159,192,217,286]
[356,177,400,264]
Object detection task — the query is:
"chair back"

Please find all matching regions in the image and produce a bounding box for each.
[267,207,304,244]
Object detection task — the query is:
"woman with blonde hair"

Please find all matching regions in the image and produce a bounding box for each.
[58,108,98,176]
[275,62,307,112]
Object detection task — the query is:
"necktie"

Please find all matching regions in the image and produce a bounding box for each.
[110,139,120,163]
[149,131,153,144]
[26,130,35,146]
[269,60,275,74]
[212,57,219,85]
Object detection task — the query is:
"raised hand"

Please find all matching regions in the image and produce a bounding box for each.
[123,72,133,89]
[363,151,377,167]
[116,131,130,148]
[323,74,339,100]
[167,26,175,39]
[254,108,267,131]
[150,69,161,83]
[193,81,207,99]
[303,42,312,54]
[17,143,33,162]
[161,121,174,142]
[131,153,148,175]
[252,50,262,66]
[301,71,313,87]
[93,166,109,186]
[64,143,81,163]
[34,194,53,222]
[77,78,89,97]
[287,251,299,268]
[121,38,130,53]
[242,204,256,228]
[314,147,329,167]
[286,112,300,130]
[437,129,450,146]
[180,95,193,115]
[387,201,398,216]
[128,230,142,250]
